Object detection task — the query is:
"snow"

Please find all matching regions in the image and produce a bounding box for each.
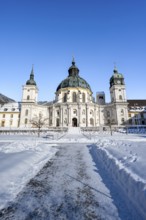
[0,129,146,219]
[0,136,58,209]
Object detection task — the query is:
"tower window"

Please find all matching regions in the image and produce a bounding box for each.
[25,118,28,124]
[25,109,29,116]
[119,95,122,100]
[27,95,30,100]
[121,118,125,124]
[121,109,124,115]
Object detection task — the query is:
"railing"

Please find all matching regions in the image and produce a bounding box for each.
[0,127,68,135]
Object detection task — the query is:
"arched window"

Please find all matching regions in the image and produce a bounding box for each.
[63,93,67,102]
[72,92,77,102]
[82,93,85,103]
[27,95,30,100]
[56,110,59,116]
[107,111,110,117]
[25,109,28,116]
[90,118,94,126]
[1,121,5,127]
[121,118,125,124]
[90,110,93,115]
[25,118,28,124]
[121,109,124,115]
[119,95,122,100]
[73,109,77,115]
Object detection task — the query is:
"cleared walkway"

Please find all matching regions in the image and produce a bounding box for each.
[0,144,119,220]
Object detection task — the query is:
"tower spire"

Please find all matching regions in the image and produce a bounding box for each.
[72,56,75,65]
[113,62,118,74]
[26,66,37,86]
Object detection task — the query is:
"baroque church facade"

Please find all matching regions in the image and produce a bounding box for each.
[19,59,128,128]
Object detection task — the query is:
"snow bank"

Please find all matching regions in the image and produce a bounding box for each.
[89,144,146,219]
[0,140,58,209]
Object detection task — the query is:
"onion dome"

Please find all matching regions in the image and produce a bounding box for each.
[26,67,37,86]
[56,59,92,92]
[110,67,125,88]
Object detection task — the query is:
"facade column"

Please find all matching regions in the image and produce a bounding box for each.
[86,104,88,127]
[94,105,96,127]
[52,105,55,126]
[99,105,101,126]
[60,106,63,127]
[78,104,81,127]
[67,105,71,126]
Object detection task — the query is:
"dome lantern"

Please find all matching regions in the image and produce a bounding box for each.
[56,59,92,93]
[68,58,79,77]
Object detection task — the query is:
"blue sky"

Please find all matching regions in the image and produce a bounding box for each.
[0,0,146,102]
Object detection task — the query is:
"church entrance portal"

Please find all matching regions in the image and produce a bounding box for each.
[72,118,77,127]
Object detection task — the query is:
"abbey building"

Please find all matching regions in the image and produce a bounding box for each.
[0,59,130,128]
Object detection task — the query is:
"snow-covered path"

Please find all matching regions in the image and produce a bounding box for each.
[0,129,146,219]
[0,144,120,220]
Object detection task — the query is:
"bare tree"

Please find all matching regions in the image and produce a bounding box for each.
[107,119,115,136]
[30,113,48,137]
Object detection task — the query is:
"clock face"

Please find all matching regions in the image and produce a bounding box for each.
[117,80,121,84]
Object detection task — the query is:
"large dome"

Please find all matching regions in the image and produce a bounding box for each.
[56,60,92,92]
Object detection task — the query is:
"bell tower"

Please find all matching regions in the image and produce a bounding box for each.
[109,67,128,126]
[22,67,38,103]
[110,68,126,103]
